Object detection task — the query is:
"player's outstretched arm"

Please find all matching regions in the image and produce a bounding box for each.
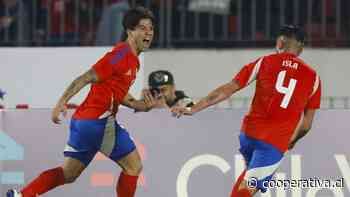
[52,69,99,124]
[288,109,317,149]
[171,80,240,117]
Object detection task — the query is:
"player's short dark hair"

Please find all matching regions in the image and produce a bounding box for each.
[121,6,154,41]
[148,70,175,88]
[278,25,305,43]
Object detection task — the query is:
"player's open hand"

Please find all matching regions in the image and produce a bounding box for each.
[171,106,193,118]
[142,89,167,109]
[51,103,67,124]
[142,89,157,109]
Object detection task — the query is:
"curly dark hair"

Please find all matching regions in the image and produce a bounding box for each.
[120,6,154,41]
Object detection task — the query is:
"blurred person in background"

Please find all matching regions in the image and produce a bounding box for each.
[34,0,79,45]
[139,70,194,111]
[78,0,109,45]
[0,0,29,46]
[95,0,144,45]
[7,6,155,197]
[172,25,321,197]
[34,0,99,46]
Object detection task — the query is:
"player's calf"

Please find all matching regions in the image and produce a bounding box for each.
[239,180,258,196]
[62,157,87,184]
[116,150,142,197]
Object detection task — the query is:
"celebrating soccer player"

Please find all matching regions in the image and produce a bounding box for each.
[171,25,321,197]
[7,6,155,197]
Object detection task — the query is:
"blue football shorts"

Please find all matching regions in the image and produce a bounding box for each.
[239,132,284,193]
[63,116,136,166]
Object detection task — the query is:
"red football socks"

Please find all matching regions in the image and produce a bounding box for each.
[21,167,65,197]
[231,170,246,196]
[116,172,139,197]
[235,188,252,197]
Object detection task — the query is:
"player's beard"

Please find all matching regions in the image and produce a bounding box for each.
[141,42,150,52]
[133,39,144,54]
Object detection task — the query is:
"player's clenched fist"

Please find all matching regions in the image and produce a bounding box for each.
[51,103,67,124]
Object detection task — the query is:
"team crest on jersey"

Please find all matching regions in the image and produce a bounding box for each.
[125,68,137,85]
[125,69,132,76]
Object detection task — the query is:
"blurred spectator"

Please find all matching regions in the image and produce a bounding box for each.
[95,0,129,45]
[340,0,350,40]
[33,0,108,46]
[188,0,230,15]
[35,0,80,46]
[78,0,108,45]
[0,0,349,47]
[95,0,143,45]
[0,0,29,46]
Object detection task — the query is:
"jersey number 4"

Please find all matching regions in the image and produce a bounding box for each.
[275,70,297,109]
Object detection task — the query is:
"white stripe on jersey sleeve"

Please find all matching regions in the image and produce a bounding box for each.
[310,75,320,97]
[247,57,264,85]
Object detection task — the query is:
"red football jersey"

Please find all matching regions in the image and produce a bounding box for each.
[234,52,321,152]
[73,42,140,119]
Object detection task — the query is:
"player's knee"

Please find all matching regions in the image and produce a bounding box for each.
[124,162,143,176]
[62,169,81,184]
[64,173,79,184]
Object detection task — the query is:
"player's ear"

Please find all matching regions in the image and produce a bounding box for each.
[127,29,134,39]
[297,42,304,55]
[276,36,285,50]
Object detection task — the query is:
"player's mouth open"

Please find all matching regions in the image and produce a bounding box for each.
[143,39,150,45]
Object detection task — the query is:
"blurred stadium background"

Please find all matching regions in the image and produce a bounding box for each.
[1,1,350,197]
[1,0,350,47]
[1,0,349,109]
